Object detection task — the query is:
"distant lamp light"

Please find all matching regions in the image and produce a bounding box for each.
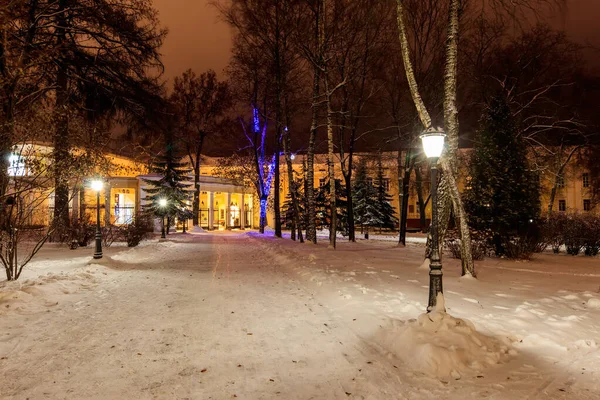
[419,127,446,159]
[91,180,103,192]
[290,153,296,160]
[159,198,168,207]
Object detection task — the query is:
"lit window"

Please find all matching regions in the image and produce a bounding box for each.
[319,178,326,188]
[557,176,565,188]
[8,154,27,176]
[583,173,590,188]
[583,199,591,211]
[558,200,566,212]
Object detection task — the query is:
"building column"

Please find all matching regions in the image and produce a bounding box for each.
[104,181,111,226]
[226,192,232,229]
[250,202,254,229]
[208,191,214,231]
[240,193,246,230]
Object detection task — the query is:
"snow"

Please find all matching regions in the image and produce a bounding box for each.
[189,225,206,233]
[376,302,514,380]
[1,232,599,399]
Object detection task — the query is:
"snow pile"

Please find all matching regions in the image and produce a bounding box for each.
[586,297,600,309]
[377,296,514,380]
[111,240,178,264]
[0,270,101,315]
[189,225,206,233]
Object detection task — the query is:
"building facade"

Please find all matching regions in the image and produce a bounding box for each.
[6,145,595,232]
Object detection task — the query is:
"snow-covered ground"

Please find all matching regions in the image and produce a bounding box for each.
[1,232,599,399]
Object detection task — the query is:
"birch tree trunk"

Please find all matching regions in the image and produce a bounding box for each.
[305,0,323,245]
[326,92,337,249]
[283,128,303,243]
[396,0,474,276]
[414,167,428,231]
[442,0,474,276]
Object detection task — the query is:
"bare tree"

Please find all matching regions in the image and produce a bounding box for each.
[2,109,112,281]
[396,0,475,278]
[171,69,231,228]
[217,0,305,238]
[467,23,592,213]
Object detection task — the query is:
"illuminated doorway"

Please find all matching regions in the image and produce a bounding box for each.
[230,204,240,228]
[112,188,136,225]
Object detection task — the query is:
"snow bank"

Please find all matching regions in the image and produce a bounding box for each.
[377,296,513,380]
[586,298,600,309]
[189,226,206,233]
[0,270,101,315]
[111,240,178,264]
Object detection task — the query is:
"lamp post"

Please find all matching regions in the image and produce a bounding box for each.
[91,179,104,259]
[159,198,167,238]
[420,127,446,311]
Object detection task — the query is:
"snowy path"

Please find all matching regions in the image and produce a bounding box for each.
[1,232,599,399]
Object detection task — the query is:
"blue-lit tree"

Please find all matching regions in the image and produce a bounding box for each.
[244,106,275,234]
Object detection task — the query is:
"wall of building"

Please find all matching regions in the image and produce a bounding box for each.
[10,145,595,231]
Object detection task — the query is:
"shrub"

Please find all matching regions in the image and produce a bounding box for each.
[444,229,491,261]
[582,214,600,256]
[539,213,569,253]
[124,213,153,247]
[503,233,539,260]
[101,224,125,248]
[562,214,587,256]
[72,217,96,247]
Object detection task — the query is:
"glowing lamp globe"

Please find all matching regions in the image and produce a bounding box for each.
[159,198,168,207]
[91,180,103,192]
[419,128,446,159]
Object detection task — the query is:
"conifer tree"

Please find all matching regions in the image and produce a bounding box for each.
[374,156,399,231]
[316,179,348,236]
[352,159,379,234]
[282,178,305,231]
[464,96,540,255]
[143,135,193,225]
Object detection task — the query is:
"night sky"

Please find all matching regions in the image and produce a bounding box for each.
[153,0,600,83]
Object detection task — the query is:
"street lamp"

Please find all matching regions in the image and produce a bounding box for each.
[419,127,446,311]
[91,179,103,259]
[159,198,168,238]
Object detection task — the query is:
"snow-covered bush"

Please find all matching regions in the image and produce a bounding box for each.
[540,213,600,256]
[124,216,152,247]
[68,216,95,247]
[582,214,600,256]
[538,213,569,253]
[563,214,587,255]
[444,229,490,260]
[503,231,539,260]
